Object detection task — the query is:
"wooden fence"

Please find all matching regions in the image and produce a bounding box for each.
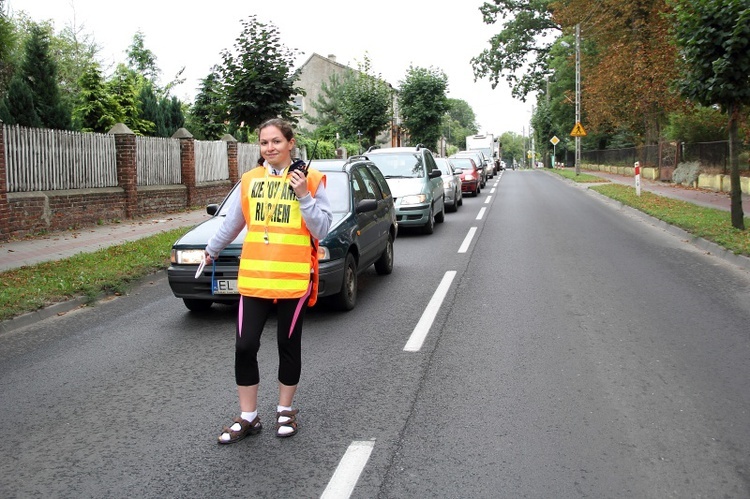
[0,123,261,241]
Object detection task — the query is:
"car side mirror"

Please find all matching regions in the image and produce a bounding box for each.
[356,199,378,213]
[453,168,463,174]
[428,170,442,179]
[207,204,219,216]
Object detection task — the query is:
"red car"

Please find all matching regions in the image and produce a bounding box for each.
[449,157,481,196]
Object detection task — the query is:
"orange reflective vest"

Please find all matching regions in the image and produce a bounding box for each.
[238,166,325,306]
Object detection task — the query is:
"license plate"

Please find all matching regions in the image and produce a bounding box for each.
[213,279,238,295]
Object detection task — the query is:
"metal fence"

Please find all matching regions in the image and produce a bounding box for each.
[136,135,181,186]
[4,125,117,192]
[582,140,746,174]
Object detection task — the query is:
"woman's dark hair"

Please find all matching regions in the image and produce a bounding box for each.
[258,118,294,141]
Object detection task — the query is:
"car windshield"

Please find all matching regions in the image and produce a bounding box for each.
[450,158,475,171]
[368,153,425,178]
[216,171,351,216]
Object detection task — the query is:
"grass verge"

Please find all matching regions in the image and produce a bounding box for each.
[590,183,750,256]
[0,228,189,322]
[549,169,607,183]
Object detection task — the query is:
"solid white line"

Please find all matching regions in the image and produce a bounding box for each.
[403,271,456,352]
[458,227,477,253]
[476,207,486,220]
[321,440,375,499]
[484,196,492,204]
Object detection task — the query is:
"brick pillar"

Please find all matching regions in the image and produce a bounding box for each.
[0,121,10,241]
[109,123,137,218]
[173,128,196,208]
[223,134,239,184]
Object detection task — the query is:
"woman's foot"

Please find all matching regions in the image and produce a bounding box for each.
[218,416,262,444]
[275,409,299,438]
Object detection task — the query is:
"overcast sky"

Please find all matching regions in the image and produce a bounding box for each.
[10,0,535,136]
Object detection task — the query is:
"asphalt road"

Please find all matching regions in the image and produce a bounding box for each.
[1,170,748,498]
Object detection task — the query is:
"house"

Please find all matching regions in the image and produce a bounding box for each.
[293,53,403,147]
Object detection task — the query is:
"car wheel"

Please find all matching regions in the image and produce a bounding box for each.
[435,202,445,223]
[374,233,394,275]
[422,206,435,234]
[457,188,463,207]
[332,253,357,311]
[475,185,480,196]
[183,298,213,312]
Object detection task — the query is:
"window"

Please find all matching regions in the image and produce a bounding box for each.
[291,95,304,115]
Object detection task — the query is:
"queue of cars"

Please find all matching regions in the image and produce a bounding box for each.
[167,145,492,313]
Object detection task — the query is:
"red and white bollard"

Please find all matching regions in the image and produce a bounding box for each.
[634,161,641,196]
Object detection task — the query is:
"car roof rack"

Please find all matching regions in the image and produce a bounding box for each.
[366,146,379,153]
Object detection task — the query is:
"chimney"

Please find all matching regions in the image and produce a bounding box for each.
[328,54,336,63]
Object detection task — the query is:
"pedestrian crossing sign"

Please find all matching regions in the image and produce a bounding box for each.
[570,122,587,137]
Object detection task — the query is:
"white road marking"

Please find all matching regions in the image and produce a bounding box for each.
[458,227,477,253]
[403,271,456,352]
[476,207,486,220]
[321,440,375,499]
[484,196,492,204]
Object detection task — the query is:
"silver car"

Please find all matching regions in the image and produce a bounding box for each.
[434,157,463,212]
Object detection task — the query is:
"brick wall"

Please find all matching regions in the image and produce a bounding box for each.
[0,124,238,242]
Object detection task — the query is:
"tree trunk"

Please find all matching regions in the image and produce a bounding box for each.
[728,102,745,230]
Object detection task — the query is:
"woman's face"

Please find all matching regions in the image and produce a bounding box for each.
[259,126,295,168]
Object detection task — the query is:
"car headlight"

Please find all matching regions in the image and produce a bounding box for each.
[171,249,204,264]
[464,174,475,180]
[317,245,330,262]
[445,180,455,189]
[400,194,427,205]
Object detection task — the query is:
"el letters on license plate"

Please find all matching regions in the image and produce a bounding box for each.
[213,279,238,294]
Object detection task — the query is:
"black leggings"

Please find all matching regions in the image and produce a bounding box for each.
[234,295,307,386]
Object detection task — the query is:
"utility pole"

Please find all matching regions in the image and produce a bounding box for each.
[575,23,581,175]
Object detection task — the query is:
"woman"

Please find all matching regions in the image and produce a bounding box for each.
[204,118,332,443]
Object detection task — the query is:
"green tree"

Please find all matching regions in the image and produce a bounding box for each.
[73,62,121,132]
[499,130,525,167]
[219,15,303,133]
[0,0,18,94]
[472,0,559,100]
[443,98,478,150]
[107,63,153,135]
[670,0,750,229]
[399,65,449,149]
[127,30,159,82]
[21,23,71,129]
[307,71,351,137]
[51,18,99,113]
[187,68,228,140]
[665,105,727,143]
[0,73,41,126]
[338,54,392,149]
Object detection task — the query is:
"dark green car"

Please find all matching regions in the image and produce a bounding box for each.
[167,156,397,312]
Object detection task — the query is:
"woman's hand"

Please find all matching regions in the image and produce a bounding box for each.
[289,170,309,199]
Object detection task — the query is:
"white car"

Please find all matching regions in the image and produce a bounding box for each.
[434,157,463,212]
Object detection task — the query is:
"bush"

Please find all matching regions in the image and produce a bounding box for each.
[673,161,701,186]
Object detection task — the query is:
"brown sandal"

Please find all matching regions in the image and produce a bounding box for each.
[275,409,299,438]
[218,416,262,444]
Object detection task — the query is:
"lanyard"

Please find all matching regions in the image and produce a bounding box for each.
[262,166,290,244]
